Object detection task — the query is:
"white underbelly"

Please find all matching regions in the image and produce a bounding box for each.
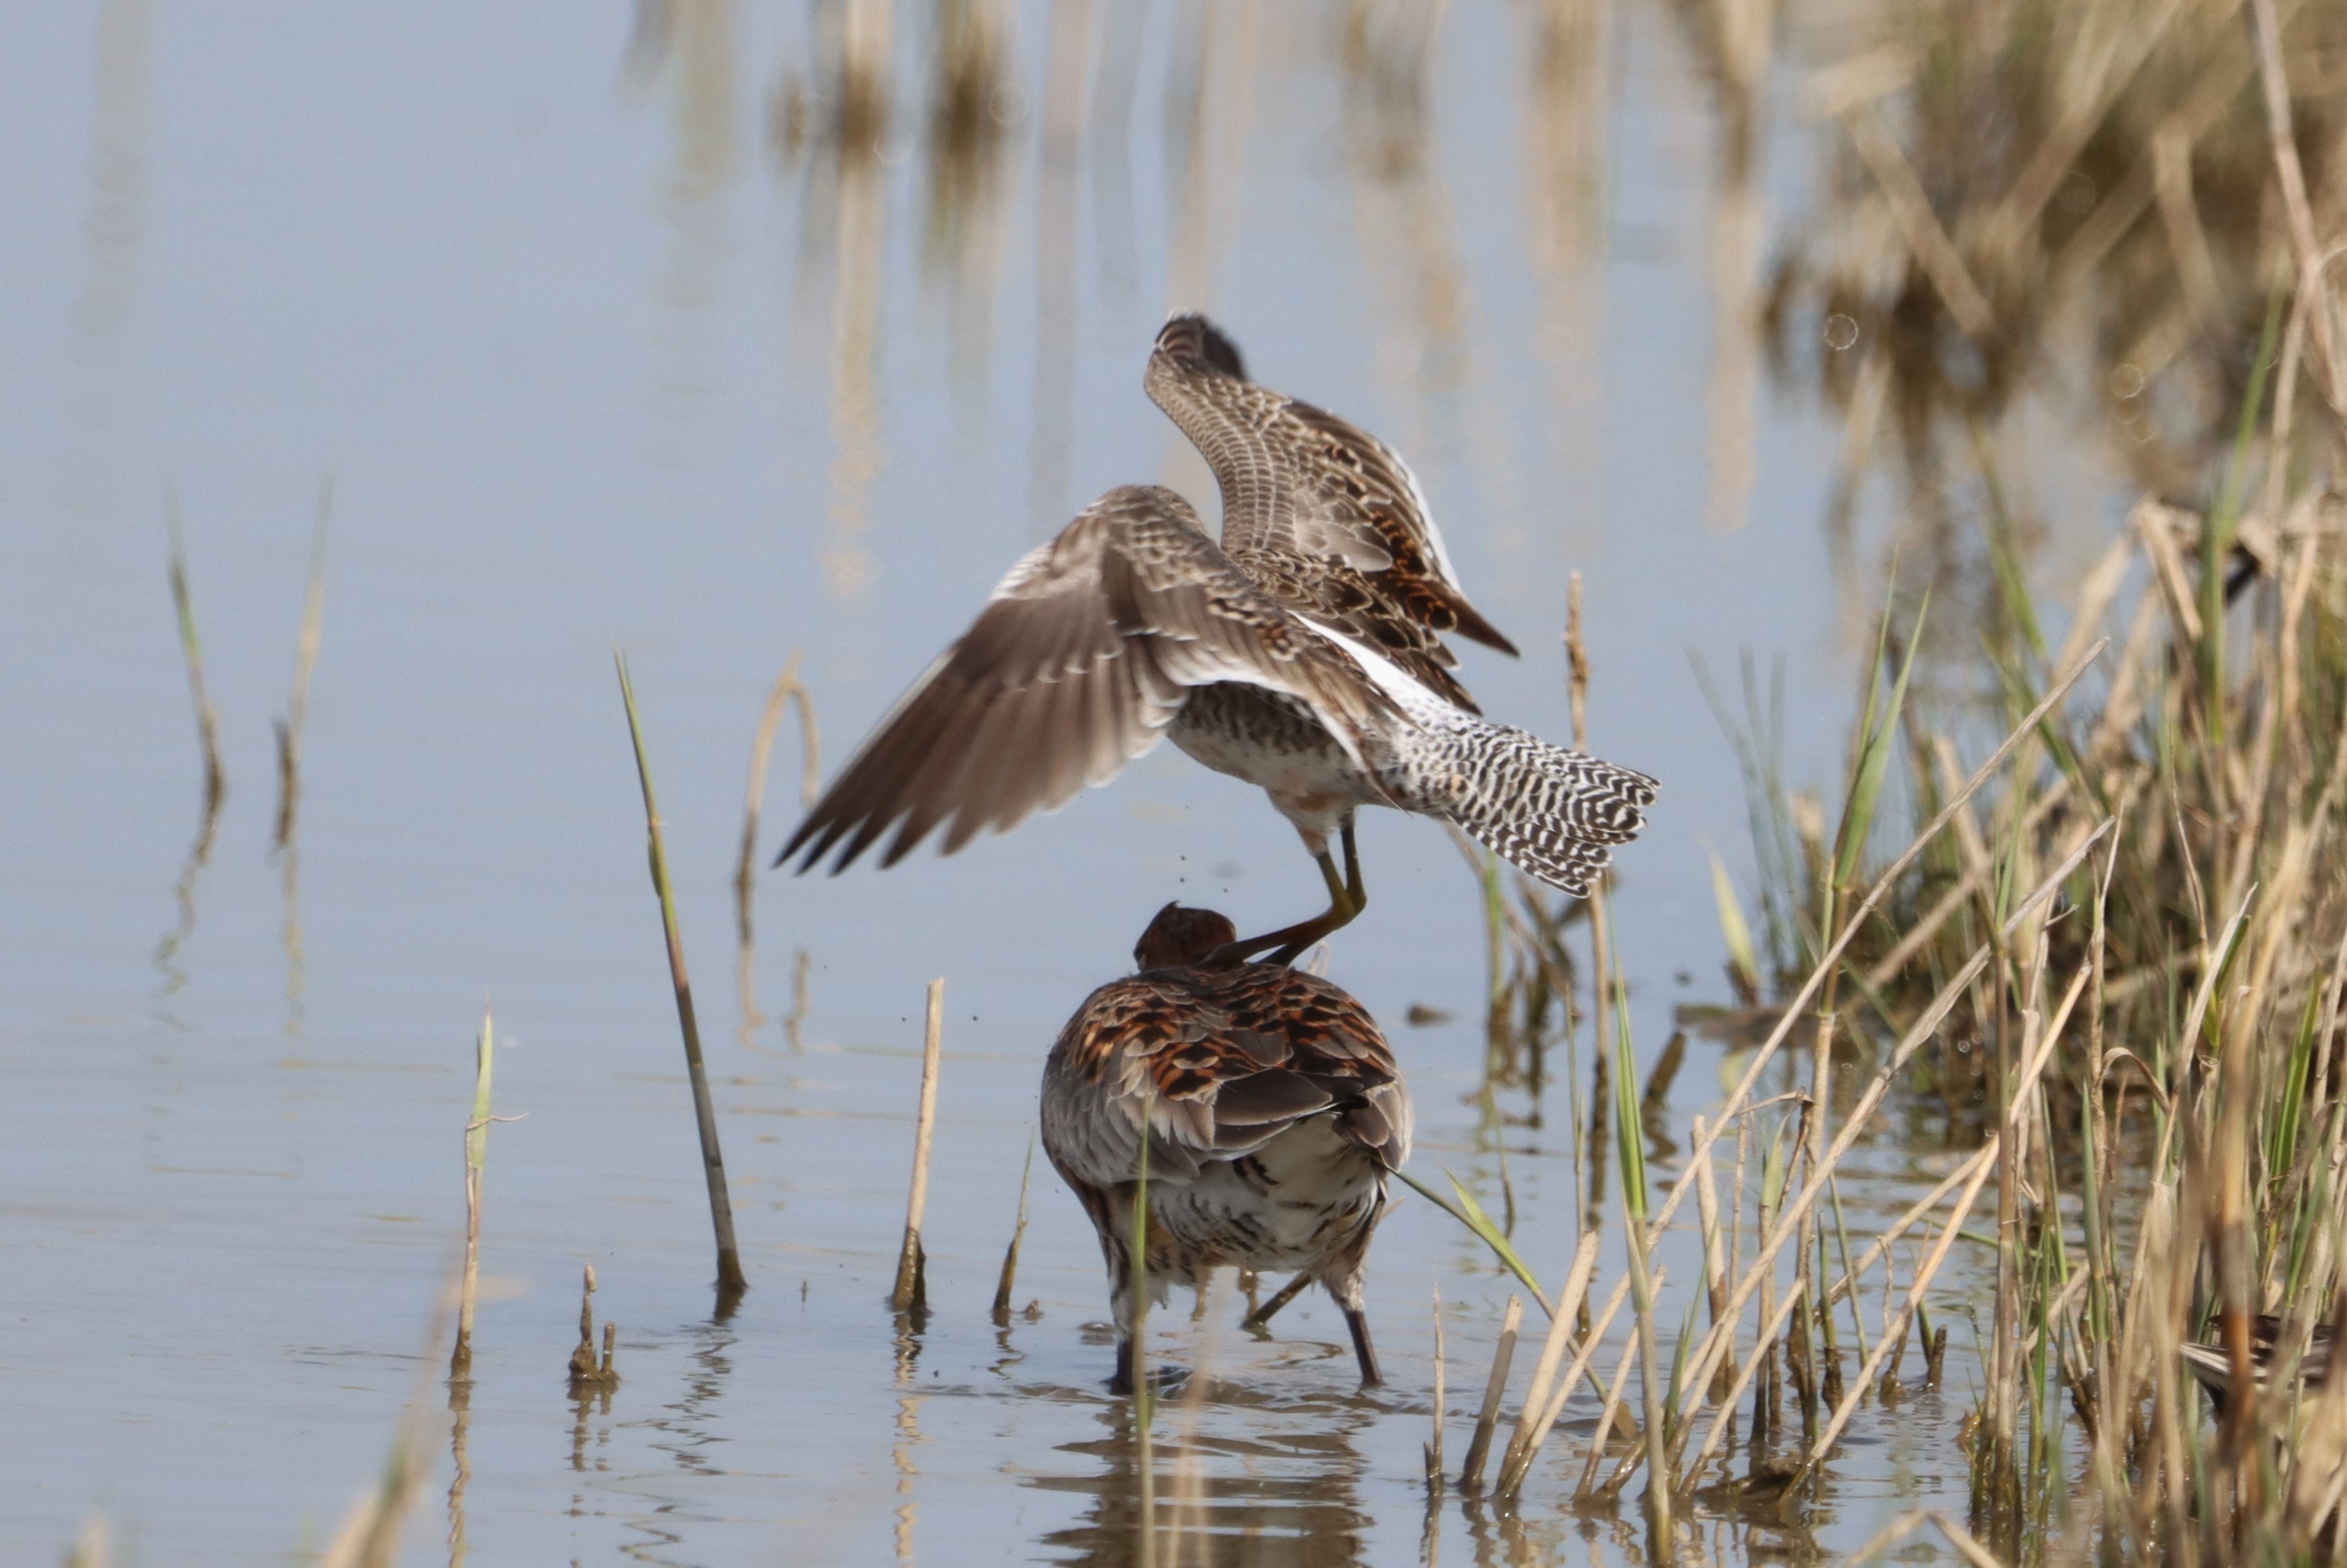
[1148,1115,1385,1271]
[1168,685,1389,841]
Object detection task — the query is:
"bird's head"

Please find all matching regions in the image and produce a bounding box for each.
[1134,902,1237,971]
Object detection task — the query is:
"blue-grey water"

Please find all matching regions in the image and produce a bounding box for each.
[0,3,2125,1563]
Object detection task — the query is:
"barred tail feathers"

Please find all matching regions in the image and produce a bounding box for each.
[1302,621,1656,894]
[1426,718,1656,897]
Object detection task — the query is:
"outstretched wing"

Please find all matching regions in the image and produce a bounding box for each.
[778,484,1395,873]
[1041,966,1410,1191]
[1145,315,1520,703]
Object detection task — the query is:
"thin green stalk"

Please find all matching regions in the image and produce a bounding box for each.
[1131,1109,1153,1420]
[274,476,332,852]
[1391,1167,1551,1315]
[450,1008,495,1382]
[165,491,225,817]
[2200,291,2285,753]
[1610,941,1673,1549]
[616,653,746,1298]
[1134,1108,1155,1568]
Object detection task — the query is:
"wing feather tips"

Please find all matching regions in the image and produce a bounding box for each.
[1151,313,1247,382]
[1442,592,1521,658]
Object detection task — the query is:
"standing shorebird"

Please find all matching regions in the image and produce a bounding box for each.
[2178,1308,2346,1537]
[2178,1310,2338,1416]
[780,315,1656,962]
[1041,903,1411,1391]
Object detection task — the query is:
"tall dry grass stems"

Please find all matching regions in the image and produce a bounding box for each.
[1668,9,2347,1552]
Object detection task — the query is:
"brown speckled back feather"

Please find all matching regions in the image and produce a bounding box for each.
[1041,959,1410,1192]
[1146,314,1520,708]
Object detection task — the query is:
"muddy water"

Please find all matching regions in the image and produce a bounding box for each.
[0,3,2102,1563]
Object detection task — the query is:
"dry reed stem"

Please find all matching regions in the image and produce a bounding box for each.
[324,1273,461,1568]
[1926,1510,2012,1568]
[892,977,945,1313]
[164,494,225,818]
[735,652,818,1054]
[1693,1117,1729,1350]
[991,1130,1034,1321]
[1845,1510,1930,1566]
[1820,1147,1994,1312]
[735,650,817,945]
[1616,1075,1674,1541]
[1499,1268,1633,1501]
[63,1515,109,1568]
[1166,1272,1220,1563]
[616,653,747,1297]
[1649,828,2105,1485]
[1796,1066,2015,1480]
[1495,1230,1601,1494]
[1576,1304,1650,1497]
[1843,103,1993,335]
[735,652,800,936]
[2249,0,2344,409]
[273,476,332,853]
[319,1416,431,1568]
[1865,769,2074,989]
[450,1009,494,1381]
[1425,1283,1445,1495]
[1459,1294,1522,1490]
[1565,571,1588,751]
[1643,642,2107,1253]
[1686,1274,1810,1476]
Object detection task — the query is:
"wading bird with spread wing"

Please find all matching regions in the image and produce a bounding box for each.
[780,316,1656,962]
[1040,903,1410,1389]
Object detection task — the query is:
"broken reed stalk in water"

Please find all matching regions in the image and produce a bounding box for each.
[892,978,945,1313]
[735,652,800,938]
[449,1009,495,1382]
[165,491,226,820]
[991,1130,1035,1323]
[1458,1293,1523,1490]
[733,650,820,949]
[567,1264,619,1389]
[734,653,801,1050]
[273,475,332,853]
[615,653,747,1298]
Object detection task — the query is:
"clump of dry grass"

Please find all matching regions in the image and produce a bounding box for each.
[1771,0,2347,506]
[1692,19,2347,1552]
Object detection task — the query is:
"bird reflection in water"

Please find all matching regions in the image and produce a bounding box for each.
[1030,1384,1376,1568]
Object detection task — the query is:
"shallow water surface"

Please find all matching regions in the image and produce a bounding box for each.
[0,3,2081,1563]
